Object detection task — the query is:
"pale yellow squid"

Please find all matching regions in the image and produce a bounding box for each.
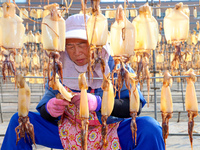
[54,73,73,102]
[129,73,140,146]
[185,68,198,150]
[15,74,36,147]
[160,70,173,148]
[42,3,65,88]
[86,0,108,79]
[110,4,135,99]
[143,55,150,107]
[0,2,25,83]
[101,73,115,148]
[79,73,89,150]
[132,3,159,107]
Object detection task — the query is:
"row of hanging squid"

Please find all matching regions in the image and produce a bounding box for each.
[160,68,198,150]
[1,0,199,149]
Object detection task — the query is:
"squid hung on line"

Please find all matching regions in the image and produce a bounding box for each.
[79,73,89,150]
[127,73,140,146]
[2,49,16,82]
[86,0,108,79]
[15,74,36,147]
[32,47,40,71]
[185,68,198,150]
[160,70,173,148]
[111,58,130,99]
[171,45,185,71]
[109,4,136,99]
[15,49,22,70]
[112,58,140,145]
[42,3,65,89]
[136,52,150,107]
[182,47,192,70]
[0,2,25,83]
[101,73,115,148]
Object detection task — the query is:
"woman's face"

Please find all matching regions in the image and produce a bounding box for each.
[66,38,89,66]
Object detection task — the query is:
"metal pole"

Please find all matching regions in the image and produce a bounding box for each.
[0,78,3,123]
[153,49,157,120]
[179,66,185,111]
[1,74,200,80]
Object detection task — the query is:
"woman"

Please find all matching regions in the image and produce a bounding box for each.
[2,14,165,150]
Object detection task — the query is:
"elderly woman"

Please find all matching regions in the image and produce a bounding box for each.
[2,14,164,150]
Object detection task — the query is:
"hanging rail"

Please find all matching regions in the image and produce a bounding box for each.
[0,74,199,79]
[0,3,199,10]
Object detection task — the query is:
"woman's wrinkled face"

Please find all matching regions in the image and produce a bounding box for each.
[66,38,89,66]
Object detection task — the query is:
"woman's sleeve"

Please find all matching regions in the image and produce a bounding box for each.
[36,82,59,112]
[40,104,59,123]
[111,98,142,118]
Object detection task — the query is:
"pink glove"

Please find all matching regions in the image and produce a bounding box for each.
[46,97,69,118]
[71,93,98,111]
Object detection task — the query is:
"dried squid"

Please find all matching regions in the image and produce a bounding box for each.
[79,73,89,150]
[132,3,158,106]
[0,2,25,82]
[128,73,140,146]
[130,4,138,18]
[171,45,184,70]
[132,3,159,51]
[15,50,22,69]
[110,4,135,57]
[42,3,65,88]
[112,59,129,99]
[112,59,140,145]
[164,2,189,44]
[101,73,115,147]
[15,74,35,147]
[110,4,135,98]
[19,8,29,19]
[136,53,150,107]
[86,0,108,78]
[54,73,73,102]
[32,49,40,71]
[22,49,30,74]
[185,69,198,150]
[160,70,173,148]
[164,2,189,71]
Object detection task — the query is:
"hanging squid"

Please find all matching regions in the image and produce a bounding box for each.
[142,54,150,107]
[127,73,140,146]
[86,0,108,79]
[132,3,159,107]
[101,73,115,148]
[2,49,16,82]
[32,47,40,71]
[110,4,136,99]
[15,74,36,147]
[160,70,173,148]
[185,68,198,150]
[164,2,189,71]
[0,2,25,82]
[112,59,133,99]
[42,3,65,89]
[136,53,150,107]
[171,45,185,71]
[79,73,89,150]
[164,2,189,45]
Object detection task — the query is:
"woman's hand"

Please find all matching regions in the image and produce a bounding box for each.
[46,97,69,118]
[71,93,98,111]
